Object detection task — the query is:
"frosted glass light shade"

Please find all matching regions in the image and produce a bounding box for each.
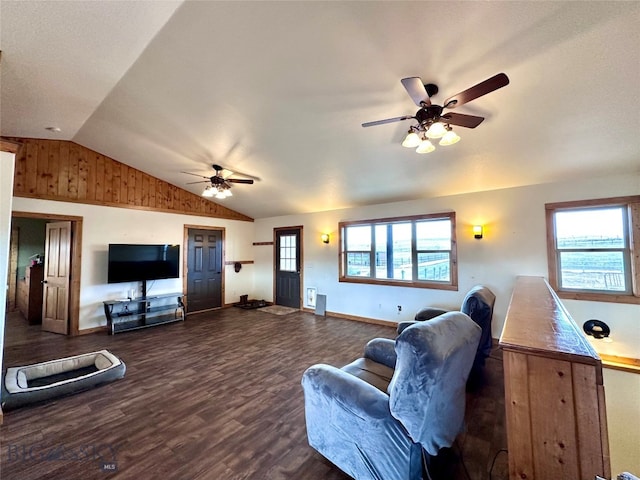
[202,186,215,197]
[440,130,461,146]
[416,139,435,154]
[426,122,447,139]
[402,132,421,148]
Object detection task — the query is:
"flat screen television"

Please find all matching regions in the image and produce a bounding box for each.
[107,244,180,284]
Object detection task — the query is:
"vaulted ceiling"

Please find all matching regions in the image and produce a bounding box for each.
[2,1,639,219]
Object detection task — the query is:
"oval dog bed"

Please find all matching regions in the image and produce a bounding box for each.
[1,350,125,410]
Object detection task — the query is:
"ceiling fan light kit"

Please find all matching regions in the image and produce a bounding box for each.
[182,164,253,200]
[364,73,509,154]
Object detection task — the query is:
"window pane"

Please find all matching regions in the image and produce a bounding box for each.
[417,252,450,281]
[416,220,451,250]
[556,208,625,249]
[279,235,296,272]
[374,225,388,279]
[559,251,627,291]
[392,223,412,280]
[346,225,371,251]
[346,252,370,277]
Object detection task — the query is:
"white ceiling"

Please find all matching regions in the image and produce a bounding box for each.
[2,1,639,219]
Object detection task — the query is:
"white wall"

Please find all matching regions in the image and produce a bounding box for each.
[1,151,16,391]
[11,197,255,330]
[603,368,640,475]
[255,173,640,357]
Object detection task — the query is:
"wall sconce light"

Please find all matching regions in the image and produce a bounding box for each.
[583,319,611,340]
[321,233,330,244]
[473,225,483,239]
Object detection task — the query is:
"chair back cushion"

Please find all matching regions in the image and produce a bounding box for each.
[460,285,495,363]
[388,311,481,455]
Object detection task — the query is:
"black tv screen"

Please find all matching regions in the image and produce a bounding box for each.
[107,244,180,284]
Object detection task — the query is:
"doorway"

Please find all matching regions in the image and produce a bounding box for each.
[274,226,302,308]
[184,226,224,313]
[9,212,82,336]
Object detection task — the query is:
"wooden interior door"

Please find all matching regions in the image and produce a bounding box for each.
[275,227,301,308]
[42,221,71,334]
[186,228,222,312]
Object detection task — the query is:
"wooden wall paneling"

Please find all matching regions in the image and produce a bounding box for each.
[67,142,79,198]
[111,160,121,203]
[127,165,136,205]
[141,173,150,207]
[503,350,535,480]
[528,355,579,479]
[37,140,49,194]
[571,362,608,477]
[13,141,26,193]
[10,138,253,221]
[24,139,38,194]
[57,141,70,197]
[94,153,105,201]
[85,151,97,201]
[104,155,113,202]
[77,144,88,199]
[134,169,143,205]
[47,140,60,196]
[148,176,156,208]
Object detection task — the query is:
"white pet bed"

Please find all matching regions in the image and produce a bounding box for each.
[1,350,126,410]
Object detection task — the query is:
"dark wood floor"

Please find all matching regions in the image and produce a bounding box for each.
[1,308,507,480]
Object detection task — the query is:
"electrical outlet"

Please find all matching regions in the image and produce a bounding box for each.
[397,305,402,312]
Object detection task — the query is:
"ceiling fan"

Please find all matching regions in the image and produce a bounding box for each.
[362,73,509,153]
[182,164,254,199]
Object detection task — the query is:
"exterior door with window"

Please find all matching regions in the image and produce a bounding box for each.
[275,227,301,308]
[187,229,222,312]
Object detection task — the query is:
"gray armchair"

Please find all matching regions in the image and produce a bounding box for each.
[398,285,495,372]
[301,312,481,480]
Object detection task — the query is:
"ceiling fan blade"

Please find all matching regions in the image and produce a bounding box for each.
[444,73,509,109]
[186,180,211,185]
[401,77,431,106]
[226,178,254,184]
[181,171,209,179]
[442,112,485,128]
[362,115,414,128]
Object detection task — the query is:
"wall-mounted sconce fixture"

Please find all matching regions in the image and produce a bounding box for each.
[473,225,483,239]
[321,233,330,244]
[583,319,611,340]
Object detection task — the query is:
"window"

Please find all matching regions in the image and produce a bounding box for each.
[546,196,640,304]
[339,212,457,290]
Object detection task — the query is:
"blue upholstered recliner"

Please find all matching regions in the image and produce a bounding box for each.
[397,285,495,372]
[301,312,481,480]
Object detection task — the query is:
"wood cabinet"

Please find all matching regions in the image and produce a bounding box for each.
[16,263,44,324]
[499,276,610,480]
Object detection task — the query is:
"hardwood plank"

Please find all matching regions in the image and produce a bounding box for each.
[77,145,88,199]
[103,156,113,202]
[13,142,26,193]
[85,150,97,201]
[47,140,60,196]
[67,143,79,199]
[36,140,49,195]
[57,141,70,197]
[111,161,121,204]
[95,153,105,201]
[0,309,508,480]
[25,139,38,194]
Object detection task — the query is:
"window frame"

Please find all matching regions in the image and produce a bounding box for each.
[339,212,458,290]
[545,195,640,304]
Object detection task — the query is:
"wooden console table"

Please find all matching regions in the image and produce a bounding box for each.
[499,276,610,480]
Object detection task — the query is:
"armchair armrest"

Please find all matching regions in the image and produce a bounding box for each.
[364,338,397,369]
[301,364,390,419]
[397,321,416,335]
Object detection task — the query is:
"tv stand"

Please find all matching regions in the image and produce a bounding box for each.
[103,292,185,335]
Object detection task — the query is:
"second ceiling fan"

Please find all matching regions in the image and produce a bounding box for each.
[362,73,509,153]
